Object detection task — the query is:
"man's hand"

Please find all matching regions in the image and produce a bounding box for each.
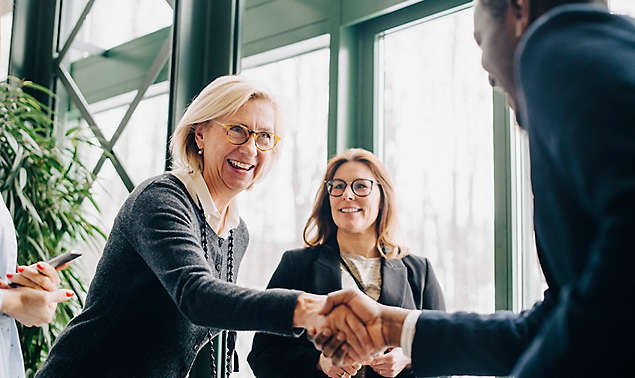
[6,261,60,291]
[318,353,362,378]
[311,289,410,365]
[0,285,74,327]
[368,347,411,377]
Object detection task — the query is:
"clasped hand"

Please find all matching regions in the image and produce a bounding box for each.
[293,288,409,367]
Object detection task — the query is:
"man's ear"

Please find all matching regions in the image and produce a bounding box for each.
[511,0,531,37]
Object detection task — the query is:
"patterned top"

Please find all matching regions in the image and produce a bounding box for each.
[340,252,382,301]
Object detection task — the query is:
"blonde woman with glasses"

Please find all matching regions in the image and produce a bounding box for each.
[36,76,373,378]
[248,148,446,378]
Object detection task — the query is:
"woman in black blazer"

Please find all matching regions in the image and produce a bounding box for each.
[248,148,446,378]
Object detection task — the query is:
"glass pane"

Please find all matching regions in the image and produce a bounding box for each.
[60,0,172,61]
[610,0,635,16]
[112,86,168,185]
[70,83,169,281]
[379,6,495,313]
[510,115,546,310]
[76,158,130,281]
[235,46,330,378]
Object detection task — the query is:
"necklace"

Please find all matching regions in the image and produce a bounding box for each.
[197,197,235,377]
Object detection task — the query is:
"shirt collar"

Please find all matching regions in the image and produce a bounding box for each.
[171,169,240,238]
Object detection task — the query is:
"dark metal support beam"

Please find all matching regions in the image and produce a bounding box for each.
[166,0,242,171]
[9,0,59,106]
[57,65,135,192]
[91,33,173,180]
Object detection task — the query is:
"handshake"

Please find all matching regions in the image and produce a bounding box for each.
[292,288,411,366]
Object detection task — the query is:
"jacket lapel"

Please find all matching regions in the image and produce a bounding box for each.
[312,243,343,295]
[378,258,409,308]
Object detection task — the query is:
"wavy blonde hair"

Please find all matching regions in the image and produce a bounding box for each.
[169,75,282,184]
[303,148,407,259]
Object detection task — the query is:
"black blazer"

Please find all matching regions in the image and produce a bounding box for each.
[248,240,446,378]
[410,5,635,378]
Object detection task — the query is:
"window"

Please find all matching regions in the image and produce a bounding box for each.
[377,6,495,313]
[511,116,546,310]
[57,0,173,280]
[610,0,635,16]
[68,84,169,277]
[59,0,172,63]
[235,42,330,378]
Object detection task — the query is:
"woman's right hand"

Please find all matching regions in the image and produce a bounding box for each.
[318,353,361,378]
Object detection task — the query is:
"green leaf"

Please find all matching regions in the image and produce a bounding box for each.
[18,167,27,190]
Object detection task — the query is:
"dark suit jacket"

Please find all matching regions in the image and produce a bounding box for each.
[410,5,635,377]
[248,240,446,378]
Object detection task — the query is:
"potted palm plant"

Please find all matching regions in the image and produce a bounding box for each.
[0,77,104,376]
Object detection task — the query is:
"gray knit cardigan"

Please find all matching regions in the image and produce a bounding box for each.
[36,173,301,378]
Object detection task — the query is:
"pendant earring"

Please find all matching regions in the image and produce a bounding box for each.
[198,148,203,155]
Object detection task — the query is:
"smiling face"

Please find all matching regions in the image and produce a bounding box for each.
[329,161,382,237]
[474,0,523,110]
[195,98,276,199]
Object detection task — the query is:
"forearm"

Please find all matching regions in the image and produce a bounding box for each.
[178,276,302,335]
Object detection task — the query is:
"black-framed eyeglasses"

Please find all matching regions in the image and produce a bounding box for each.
[325,178,377,197]
[213,120,280,151]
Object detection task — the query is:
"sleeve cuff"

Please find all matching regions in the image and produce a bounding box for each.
[400,310,420,359]
[0,289,9,318]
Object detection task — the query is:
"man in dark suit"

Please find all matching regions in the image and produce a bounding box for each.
[316,0,635,376]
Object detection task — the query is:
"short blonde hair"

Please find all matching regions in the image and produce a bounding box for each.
[169,75,282,177]
[303,148,407,259]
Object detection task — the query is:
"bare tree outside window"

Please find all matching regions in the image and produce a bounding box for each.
[379,7,494,315]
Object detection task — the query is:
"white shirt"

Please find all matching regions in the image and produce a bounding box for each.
[401,310,420,359]
[0,196,26,378]
[171,169,240,237]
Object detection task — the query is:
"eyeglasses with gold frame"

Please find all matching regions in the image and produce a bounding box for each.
[212,120,280,151]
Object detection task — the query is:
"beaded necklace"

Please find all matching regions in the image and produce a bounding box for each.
[197,197,235,377]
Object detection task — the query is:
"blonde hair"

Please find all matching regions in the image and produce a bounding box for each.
[303,148,407,259]
[169,75,283,180]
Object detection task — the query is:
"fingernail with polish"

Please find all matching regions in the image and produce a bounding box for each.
[37,263,44,270]
[6,273,13,279]
[66,291,74,297]
[17,266,24,272]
